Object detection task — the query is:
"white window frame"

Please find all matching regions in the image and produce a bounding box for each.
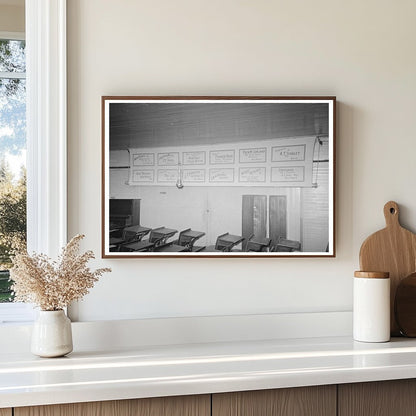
[0,0,67,324]
[0,31,24,41]
[26,0,67,256]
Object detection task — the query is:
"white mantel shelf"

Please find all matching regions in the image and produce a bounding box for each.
[2,336,416,408]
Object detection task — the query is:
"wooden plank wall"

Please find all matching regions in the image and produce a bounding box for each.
[301,163,329,252]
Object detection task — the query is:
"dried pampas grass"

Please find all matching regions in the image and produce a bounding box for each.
[10,234,111,311]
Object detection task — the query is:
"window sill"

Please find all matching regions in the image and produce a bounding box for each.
[0,303,35,325]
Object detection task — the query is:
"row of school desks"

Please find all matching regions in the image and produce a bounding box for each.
[110,226,206,253]
[110,225,300,253]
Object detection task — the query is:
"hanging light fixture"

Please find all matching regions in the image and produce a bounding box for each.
[176,161,184,189]
[312,136,323,188]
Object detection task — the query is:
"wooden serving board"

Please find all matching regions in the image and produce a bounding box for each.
[359,201,416,335]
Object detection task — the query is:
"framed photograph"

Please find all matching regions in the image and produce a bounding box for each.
[102,96,336,257]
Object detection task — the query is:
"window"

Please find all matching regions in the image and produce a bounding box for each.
[0,35,27,308]
[0,1,67,324]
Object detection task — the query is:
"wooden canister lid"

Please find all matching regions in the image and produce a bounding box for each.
[354,271,389,279]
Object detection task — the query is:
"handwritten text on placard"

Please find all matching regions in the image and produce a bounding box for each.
[239,148,267,163]
[157,169,178,182]
[239,167,266,182]
[132,169,154,183]
[158,152,179,166]
[183,151,206,165]
[209,168,234,182]
[272,145,305,162]
[210,150,235,164]
[133,153,155,166]
[271,166,305,182]
[183,169,205,182]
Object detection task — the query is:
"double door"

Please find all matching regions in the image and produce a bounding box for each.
[242,195,287,249]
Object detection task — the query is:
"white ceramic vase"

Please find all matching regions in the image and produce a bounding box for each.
[31,310,73,357]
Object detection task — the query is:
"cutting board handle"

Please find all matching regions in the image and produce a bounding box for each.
[384,201,400,228]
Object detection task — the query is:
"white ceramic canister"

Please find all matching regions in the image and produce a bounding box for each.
[353,271,390,342]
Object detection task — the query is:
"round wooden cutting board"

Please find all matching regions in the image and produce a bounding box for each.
[359,201,416,336]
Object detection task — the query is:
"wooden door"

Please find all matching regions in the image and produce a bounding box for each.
[269,195,287,245]
[0,409,12,416]
[131,199,141,225]
[338,380,416,416]
[15,395,210,416]
[242,195,267,250]
[212,386,336,416]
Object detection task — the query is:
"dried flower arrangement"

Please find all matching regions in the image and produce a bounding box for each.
[10,234,111,311]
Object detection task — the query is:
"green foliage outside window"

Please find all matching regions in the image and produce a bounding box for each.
[0,163,26,302]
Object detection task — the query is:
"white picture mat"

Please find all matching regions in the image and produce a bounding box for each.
[103,99,335,256]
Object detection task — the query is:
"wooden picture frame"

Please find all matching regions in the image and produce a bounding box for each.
[102,96,336,258]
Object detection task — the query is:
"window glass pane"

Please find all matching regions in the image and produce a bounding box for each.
[0,78,26,153]
[0,44,26,303]
[0,39,26,73]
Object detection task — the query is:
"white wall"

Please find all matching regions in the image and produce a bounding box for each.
[110,170,303,247]
[67,0,416,321]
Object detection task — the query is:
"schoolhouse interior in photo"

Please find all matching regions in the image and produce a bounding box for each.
[108,101,331,254]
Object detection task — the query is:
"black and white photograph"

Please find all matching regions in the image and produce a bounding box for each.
[102,97,335,257]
